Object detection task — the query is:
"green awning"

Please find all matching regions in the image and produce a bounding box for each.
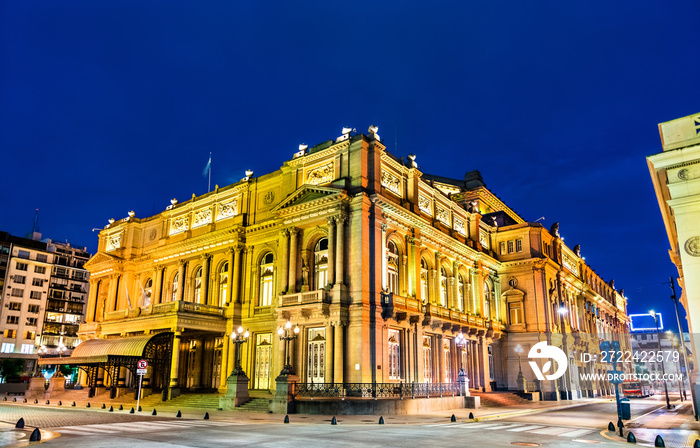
[38,334,156,366]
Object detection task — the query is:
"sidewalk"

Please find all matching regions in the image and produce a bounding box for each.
[603,400,700,448]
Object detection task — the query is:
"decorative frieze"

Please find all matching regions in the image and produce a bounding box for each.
[562,253,579,275]
[453,217,465,236]
[479,231,489,249]
[435,206,449,226]
[106,233,122,252]
[381,170,402,197]
[418,195,432,215]
[217,199,238,221]
[306,162,334,186]
[192,209,212,229]
[170,215,189,235]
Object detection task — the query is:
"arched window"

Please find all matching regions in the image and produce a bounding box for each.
[218,262,229,306]
[420,258,429,303]
[314,238,329,289]
[143,278,153,307]
[439,267,447,307]
[483,281,491,319]
[457,274,465,312]
[259,253,275,307]
[171,272,179,302]
[387,241,399,294]
[193,267,203,304]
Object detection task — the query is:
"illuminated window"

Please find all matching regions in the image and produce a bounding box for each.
[423,336,433,382]
[509,302,523,324]
[457,275,465,312]
[20,344,33,354]
[218,262,229,306]
[420,258,429,303]
[193,267,203,303]
[387,241,399,294]
[314,238,328,289]
[4,329,16,338]
[483,282,491,319]
[9,302,21,311]
[259,253,274,307]
[1,343,15,353]
[171,272,179,301]
[142,278,153,306]
[388,329,401,380]
[439,267,447,307]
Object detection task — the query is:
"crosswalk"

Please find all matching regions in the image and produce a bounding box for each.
[56,420,237,437]
[424,422,593,438]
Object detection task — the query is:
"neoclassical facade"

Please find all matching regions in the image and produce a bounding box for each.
[68,127,630,402]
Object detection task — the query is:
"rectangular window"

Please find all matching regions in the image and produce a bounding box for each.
[20,344,33,354]
[499,241,506,255]
[11,288,24,297]
[25,331,35,340]
[6,315,19,324]
[515,239,523,252]
[54,267,68,278]
[36,254,47,263]
[388,329,401,380]
[13,275,26,284]
[1,343,15,353]
[509,302,523,325]
[4,329,16,338]
[17,250,30,259]
[27,305,40,314]
[16,262,28,271]
[34,265,46,274]
[9,302,21,311]
[30,291,42,300]
[32,278,43,287]
[26,317,37,326]
[507,241,514,253]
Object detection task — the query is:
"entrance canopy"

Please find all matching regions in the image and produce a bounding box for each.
[38,333,171,366]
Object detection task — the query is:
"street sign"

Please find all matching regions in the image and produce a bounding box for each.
[137,368,147,375]
[137,359,148,369]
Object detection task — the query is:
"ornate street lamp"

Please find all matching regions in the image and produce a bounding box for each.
[514,344,526,393]
[278,321,300,376]
[650,310,671,409]
[455,332,469,396]
[230,326,250,376]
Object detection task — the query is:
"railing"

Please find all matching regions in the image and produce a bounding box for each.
[292,381,462,399]
[278,289,330,307]
[104,300,225,321]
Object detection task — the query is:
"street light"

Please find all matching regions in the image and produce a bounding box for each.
[230,326,250,376]
[278,321,300,376]
[669,276,698,420]
[650,310,671,409]
[514,344,526,393]
[57,343,66,358]
[669,334,684,402]
[455,332,469,396]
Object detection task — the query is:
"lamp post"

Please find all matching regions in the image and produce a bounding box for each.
[650,310,671,409]
[455,332,469,396]
[558,304,571,400]
[670,334,684,402]
[230,326,250,376]
[669,277,698,419]
[514,344,526,393]
[278,321,300,376]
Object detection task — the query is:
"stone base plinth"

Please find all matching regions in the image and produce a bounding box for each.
[219,374,250,410]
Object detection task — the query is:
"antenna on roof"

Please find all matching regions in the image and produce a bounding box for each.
[31,209,40,233]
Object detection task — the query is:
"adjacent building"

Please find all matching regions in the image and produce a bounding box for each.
[0,231,90,378]
[63,127,630,405]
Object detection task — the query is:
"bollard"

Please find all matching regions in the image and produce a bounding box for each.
[71,402,76,407]
[468,412,474,420]
[86,403,90,408]
[450,414,456,422]
[694,439,700,448]
[331,416,337,425]
[46,400,50,405]
[13,398,16,402]
[119,405,123,411]
[138,406,142,412]
[608,422,615,431]
[108,406,114,412]
[152,409,157,416]
[129,407,135,414]
[58,401,62,406]
[15,418,24,429]
[379,416,384,425]
[2,397,5,401]
[655,435,665,447]
[627,432,636,444]
[23,399,27,403]
[102,403,106,409]
[176,410,182,418]
[204,412,209,420]
[284,415,289,424]
[34,399,38,404]
[29,428,41,442]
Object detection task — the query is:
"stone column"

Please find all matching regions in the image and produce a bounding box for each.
[405,328,413,383]
[325,323,334,384]
[452,261,461,310]
[448,276,455,310]
[435,252,442,306]
[201,254,211,305]
[381,222,388,290]
[153,267,162,305]
[407,236,417,298]
[279,230,289,293]
[416,326,425,382]
[288,228,299,293]
[177,261,186,302]
[334,323,344,384]
[168,331,182,399]
[429,270,437,305]
[335,216,345,286]
[478,338,491,392]
[326,218,336,286]
[220,333,231,390]
[437,335,445,383]
[106,275,118,313]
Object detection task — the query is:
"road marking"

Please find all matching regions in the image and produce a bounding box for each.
[557,429,592,438]
[529,426,572,435]
[55,420,235,437]
[507,425,545,432]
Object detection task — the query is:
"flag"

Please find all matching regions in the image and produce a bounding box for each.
[139,282,150,308]
[202,154,211,177]
[124,280,132,309]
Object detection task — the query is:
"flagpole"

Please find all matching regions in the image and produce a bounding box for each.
[208,152,212,193]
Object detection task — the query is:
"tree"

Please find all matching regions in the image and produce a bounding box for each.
[0,359,25,382]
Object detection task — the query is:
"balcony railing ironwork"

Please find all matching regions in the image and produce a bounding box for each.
[104,300,224,321]
[278,289,330,307]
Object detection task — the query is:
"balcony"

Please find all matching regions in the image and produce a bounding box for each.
[388,295,505,333]
[104,300,225,321]
[278,289,330,307]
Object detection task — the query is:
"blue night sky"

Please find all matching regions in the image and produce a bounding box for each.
[1,1,699,329]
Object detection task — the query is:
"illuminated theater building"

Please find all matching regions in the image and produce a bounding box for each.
[58,127,630,407]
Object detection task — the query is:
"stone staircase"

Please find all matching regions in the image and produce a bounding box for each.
[231,397,271,413]
[470,391,534,407]
[163,393,223,409]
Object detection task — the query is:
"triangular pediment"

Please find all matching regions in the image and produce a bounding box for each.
[84,252,122,269]
[272,185,346,213]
